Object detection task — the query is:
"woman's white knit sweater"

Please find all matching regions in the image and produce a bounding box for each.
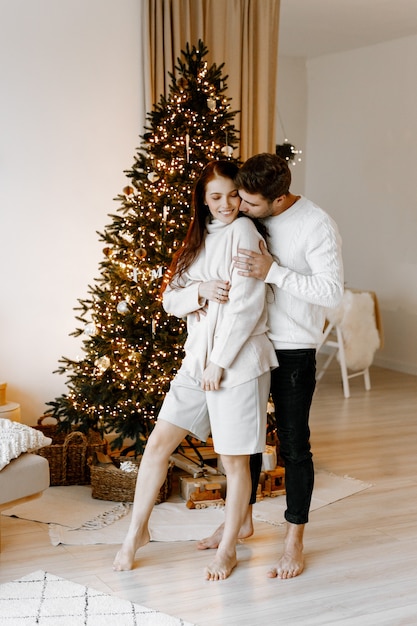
[163,216,277,387]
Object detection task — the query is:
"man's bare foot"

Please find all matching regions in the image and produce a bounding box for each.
[205,549,237,581]
[112,527,150,571]
[197,507,254,550]
[267,522,305,579]
[267,548,304,579]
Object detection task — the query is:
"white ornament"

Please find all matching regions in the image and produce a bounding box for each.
[95,355,111,372]
[84,322,97,337]
[147,172,159,183]
[207,97,216,111]
[185,133,190,163]
[221,145,233,157]
[117,300,130,315]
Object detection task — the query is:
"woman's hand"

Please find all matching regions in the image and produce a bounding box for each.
[191,304,208,321]
[198,280,230,304]
[201,362,224,391]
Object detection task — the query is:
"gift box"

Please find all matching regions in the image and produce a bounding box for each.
[262,445,277,471]
[180,474,227,500]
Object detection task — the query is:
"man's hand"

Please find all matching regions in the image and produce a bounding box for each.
[201,362,224,391]
[233,240,273,280]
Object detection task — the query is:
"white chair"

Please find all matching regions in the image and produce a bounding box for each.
[316,289,382,398]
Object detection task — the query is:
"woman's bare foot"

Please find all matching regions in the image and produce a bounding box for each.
[112,527,150,571]
[205,549,237,581]
[197,507,254,550]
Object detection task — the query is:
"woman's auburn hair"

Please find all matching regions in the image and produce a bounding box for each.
[161,160,239,292]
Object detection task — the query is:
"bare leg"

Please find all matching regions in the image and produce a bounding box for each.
[197,504,254,550]
[113,420,188,571]
[205,454,251,581]
[267,522,305,579]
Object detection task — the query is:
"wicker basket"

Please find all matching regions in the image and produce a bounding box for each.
[34,417,107,486]
[90,454,173,503]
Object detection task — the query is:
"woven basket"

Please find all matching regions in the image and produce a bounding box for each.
[90,454,173,504]
[34,417,107,486]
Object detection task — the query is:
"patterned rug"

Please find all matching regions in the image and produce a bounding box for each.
[0,570,195,625]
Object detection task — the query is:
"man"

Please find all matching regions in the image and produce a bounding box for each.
[198,153,344,579]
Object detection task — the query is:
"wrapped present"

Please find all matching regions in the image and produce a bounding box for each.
[180,474,227,500]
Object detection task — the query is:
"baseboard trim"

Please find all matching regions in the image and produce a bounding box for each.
[373,356,417,377]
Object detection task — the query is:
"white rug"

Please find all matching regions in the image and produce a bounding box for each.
[0,570,195,625]
[1,470,372,546]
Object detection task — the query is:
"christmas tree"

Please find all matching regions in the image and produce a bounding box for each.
[45,41,240,454]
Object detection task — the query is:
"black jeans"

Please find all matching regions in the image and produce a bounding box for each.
[250,349,316,525]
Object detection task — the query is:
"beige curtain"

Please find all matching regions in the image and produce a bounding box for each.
[141,0,280,160]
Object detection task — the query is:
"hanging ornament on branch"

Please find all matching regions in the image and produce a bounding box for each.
[207,97,216,111]
[83,321,98,337]
[221,145,233,157]
[185,132,190,163]
[95,355,111,373]
[116,300,130,315]
[221,131,233,157]
[147,172,159,183]
[177,76,188,91]
[135,247,147,260]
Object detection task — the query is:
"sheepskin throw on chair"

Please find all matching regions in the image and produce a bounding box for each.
[326,290,381,371]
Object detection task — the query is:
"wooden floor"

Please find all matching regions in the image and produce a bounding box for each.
[1,363,417,625]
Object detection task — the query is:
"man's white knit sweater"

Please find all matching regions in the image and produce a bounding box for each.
[263,195,344,349]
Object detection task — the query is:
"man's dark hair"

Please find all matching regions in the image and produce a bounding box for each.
[234,153,292,202]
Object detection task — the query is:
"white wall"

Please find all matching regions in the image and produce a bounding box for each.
[276,56,307,194]
[0,0,144,423]
[278,36,417,376]
[305,36,417,375]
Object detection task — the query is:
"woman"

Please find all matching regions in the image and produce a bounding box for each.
[113,160,277,580]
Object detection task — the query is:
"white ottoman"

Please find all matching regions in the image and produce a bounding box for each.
[0,453,50,550]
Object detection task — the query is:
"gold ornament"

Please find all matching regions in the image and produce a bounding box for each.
[135,247,147,259]
[177,77,188,91]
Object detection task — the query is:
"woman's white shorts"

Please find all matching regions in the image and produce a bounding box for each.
[157,369,270,455]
